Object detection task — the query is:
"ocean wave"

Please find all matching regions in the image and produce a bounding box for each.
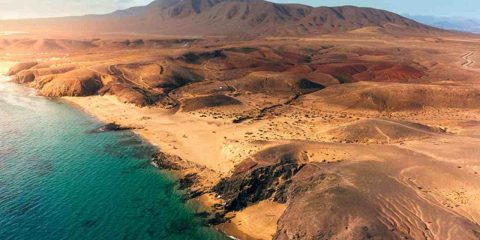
[0,76,10,83]
[0,31,28,36]
[0,81,46,110]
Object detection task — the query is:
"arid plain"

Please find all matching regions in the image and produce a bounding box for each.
[2,1,480,239]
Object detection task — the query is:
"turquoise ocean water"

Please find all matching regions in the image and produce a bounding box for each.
[0,76,227,240]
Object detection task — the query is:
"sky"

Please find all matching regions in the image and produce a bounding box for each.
[0,0,479,19]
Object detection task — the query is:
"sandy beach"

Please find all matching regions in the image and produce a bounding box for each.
[63,95,291,239]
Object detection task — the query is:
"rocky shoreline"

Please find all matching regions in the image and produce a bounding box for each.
[71,109,251,238]
[149,143,323,239]
[150,147,301,238]
[150,151,238,225]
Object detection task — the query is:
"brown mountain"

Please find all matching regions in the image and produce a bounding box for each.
[1,0,439,37]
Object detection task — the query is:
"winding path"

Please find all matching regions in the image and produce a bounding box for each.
[108,64,181,111]
[108,64,149,89]
[461,51,475,68]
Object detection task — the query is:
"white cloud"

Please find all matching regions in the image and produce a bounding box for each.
[0,0,153,19]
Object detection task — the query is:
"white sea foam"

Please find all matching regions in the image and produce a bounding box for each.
[0,76,46,111]
[0,75,10,83]
[150,161,159,168]
[0,31,28,36]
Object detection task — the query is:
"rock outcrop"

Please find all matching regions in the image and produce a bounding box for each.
[213,143,480,240]
[87,123,134,133]
[40,69,102,97]
[12,71,36,84]
[214,145,309,211]
[6,62,37,76]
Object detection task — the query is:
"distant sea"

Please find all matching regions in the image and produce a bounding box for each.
[0,76,227,240]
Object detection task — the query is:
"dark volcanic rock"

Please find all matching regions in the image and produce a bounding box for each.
[207,212,228,225]
[214,159,301,211]
[178,173,198,190]
[87,123,133,133]
[214,145,307,211]
[232,115,252,124]
[151,152,184,170]
[179,50,226,64]
[297,78,325,92]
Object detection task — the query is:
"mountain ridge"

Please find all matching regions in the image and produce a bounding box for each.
[0,0,442,37]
